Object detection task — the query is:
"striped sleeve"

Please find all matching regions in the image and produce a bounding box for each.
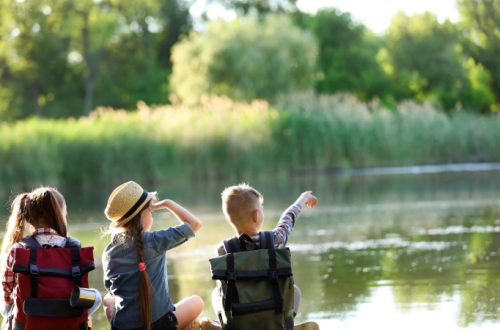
[272,203,302,248]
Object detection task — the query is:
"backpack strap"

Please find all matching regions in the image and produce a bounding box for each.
[28,246,39,298]
[223,252,239,315]
[221,237,241,314]
[66,237,82,286]
[259,231,274,250]
[23,236,42,249]
[268,247,283,313]
[21,236,41,298]
[222,237,242,254]
[70,248,82,287]
[64,237,81,248]
[262,231,282,313]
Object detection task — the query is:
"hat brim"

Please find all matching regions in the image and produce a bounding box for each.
[112,192,155,227]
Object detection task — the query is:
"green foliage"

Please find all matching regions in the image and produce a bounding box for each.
[462,58,496,112]
[209,0,297,16]
[0,0,191,119]
[0,0,82,119]
[292,9,390,101]
[1,0,498,118]
[458,0,500,108]
[170,15,318,103]
[379,12,468,111]
[2,95,500,191]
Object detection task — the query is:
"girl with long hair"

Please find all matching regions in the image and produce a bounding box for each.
[102,181,203,330]
[1,187,70,328]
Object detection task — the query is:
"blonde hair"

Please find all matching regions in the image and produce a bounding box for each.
[221,183,263,227]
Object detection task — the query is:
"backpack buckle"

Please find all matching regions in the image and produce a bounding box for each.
[227,271,236,281]
[268,270,278,280]
[29,264,39,276]
[71,266,81,278]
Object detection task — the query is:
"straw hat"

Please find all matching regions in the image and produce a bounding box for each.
[105,181,154,227]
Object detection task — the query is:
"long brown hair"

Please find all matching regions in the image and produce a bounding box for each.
[1,187,68,276]
[122,208,152,330]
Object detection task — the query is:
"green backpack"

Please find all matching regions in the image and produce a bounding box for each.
[209,231,295,330]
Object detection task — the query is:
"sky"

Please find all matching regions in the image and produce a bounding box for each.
[296,0,460,33]
[191,0,460,34]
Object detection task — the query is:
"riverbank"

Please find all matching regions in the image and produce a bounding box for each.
[2,95,500,191]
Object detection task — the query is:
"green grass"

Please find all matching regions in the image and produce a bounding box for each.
[2,94,500,191]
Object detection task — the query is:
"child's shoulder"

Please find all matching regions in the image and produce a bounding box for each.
[65,236,81,247]
[217,233,262,256]
[216,244,226,256]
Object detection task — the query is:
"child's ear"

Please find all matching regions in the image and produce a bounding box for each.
[251,209,259,223]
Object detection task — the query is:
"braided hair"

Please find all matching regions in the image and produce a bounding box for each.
[123,207,152,330]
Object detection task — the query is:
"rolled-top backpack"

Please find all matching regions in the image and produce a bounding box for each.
[209,231,295,330]
[12,236,95,330]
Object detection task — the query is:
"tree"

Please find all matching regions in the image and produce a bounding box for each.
[461,58,495,111]
[0,0,193,119]
[157,0,192,67]
[208,0,297,16]
[170,15,318,103]
[0,0,82,118]
[292,9,390,101]
[458,0,500,109]
[379,12,470,111]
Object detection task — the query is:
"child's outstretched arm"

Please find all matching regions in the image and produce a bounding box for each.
[151,200,202,233]
[295,191,318,209]
[273,191,317,248]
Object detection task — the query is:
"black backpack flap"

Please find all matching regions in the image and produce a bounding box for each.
[24,298,83,318]
[210,248,292,280]
[223,237,242,254]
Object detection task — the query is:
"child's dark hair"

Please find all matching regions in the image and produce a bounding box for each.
[1,187,67,275]
[122,205,152,330]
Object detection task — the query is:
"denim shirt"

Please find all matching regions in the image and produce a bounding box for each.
[102,222,195,329]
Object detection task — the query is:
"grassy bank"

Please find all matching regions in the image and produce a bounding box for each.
[2,94,500,191]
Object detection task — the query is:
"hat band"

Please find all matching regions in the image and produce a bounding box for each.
[119,190,148,222]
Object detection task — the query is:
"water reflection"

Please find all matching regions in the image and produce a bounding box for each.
[290,207,500,328]
[1,171,499,329]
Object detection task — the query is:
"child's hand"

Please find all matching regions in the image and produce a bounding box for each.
[149,199,168,212]
[149,199,202,232]
[297,191,317,208]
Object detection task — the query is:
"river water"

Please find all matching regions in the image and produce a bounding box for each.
[3,170,500,329]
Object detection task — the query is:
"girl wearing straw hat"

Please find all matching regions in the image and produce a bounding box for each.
[102,181,203,330]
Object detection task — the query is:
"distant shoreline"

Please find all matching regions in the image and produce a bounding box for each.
[326,162,500,177]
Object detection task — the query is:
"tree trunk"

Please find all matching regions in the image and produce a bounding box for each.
[81,11,96,116]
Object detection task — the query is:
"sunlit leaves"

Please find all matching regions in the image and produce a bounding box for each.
[171,15,317,103]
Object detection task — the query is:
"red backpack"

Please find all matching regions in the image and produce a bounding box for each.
[12,236,95,330]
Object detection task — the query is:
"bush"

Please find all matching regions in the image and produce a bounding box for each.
[170,15,318,103]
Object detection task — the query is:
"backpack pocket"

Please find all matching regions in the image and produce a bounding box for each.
[23,298,83,318]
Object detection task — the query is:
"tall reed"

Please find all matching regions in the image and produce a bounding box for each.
[2,94,500,191]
